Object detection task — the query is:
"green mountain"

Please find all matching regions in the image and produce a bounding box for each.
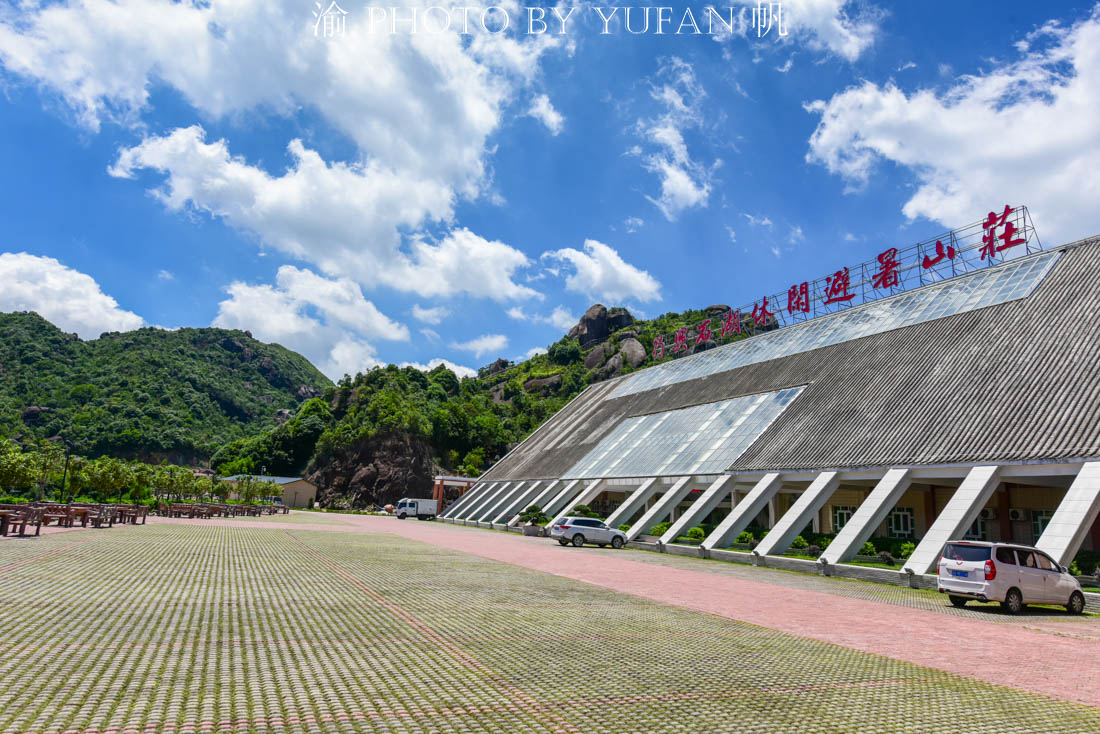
[212,303,748,507]
[0,312,331,463]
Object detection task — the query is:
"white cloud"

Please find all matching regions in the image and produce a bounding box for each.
[521,346,547,360]
[624,216,645,233]
[412,304,450,325]
[212,265,407,380]
[400,358,476,379]
[776,57,794,73]
[805,8,1100,243]
[725,225,737,243]
[526,93,564,135]
[742,213,774,229]
[787,225,805,244]
[451,333,509,358]
[420,327,441,342]
[711,2,878,62]
[770,246,782,259]
[544,239,661,303]
[508,304,576,330]
[633,57,716,220]
[0,252,143,338]
[156,269,174,281]
[109,126,538,301]
[0,0,560,305]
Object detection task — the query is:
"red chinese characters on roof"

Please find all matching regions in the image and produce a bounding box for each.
[720,309,741,337]
[980,205,1025,260]
[695,318,712,345]
[787,281,810,314]
[871,247,900,290]
[823,267,856,305]
[672,327,689,353]
[752,297,773,328]
[922,240,956,269]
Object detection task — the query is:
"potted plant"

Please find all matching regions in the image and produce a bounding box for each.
[518,505,549,536]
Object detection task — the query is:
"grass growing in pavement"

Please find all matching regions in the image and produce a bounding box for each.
[2,524,1099,733]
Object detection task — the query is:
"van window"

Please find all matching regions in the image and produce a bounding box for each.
[943,544,991,562]
[995,547,1016,564]
[1018,551,1037,568]
[1036,554,1056,571]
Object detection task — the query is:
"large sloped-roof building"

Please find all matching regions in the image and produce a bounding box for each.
[442,230,1100,580]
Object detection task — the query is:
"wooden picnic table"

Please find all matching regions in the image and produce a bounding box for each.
[0,509,11,536]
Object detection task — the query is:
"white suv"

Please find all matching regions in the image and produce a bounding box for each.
[550,517,627,549]
[937,540,1085,614]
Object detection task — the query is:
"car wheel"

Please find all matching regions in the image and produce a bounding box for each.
[572,534,585,547]
[398,513,407,520]
[1001,588,1024,615]
[948,595,967,608]
[611,536,624,549]
[558,539,569,546]
[1067,590,1085,615]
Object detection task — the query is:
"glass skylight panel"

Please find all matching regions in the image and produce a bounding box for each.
[608,251,1059,399]
[562,387,803,480]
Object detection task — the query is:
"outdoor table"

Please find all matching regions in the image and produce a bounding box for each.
[70,507,90,527]
[0,510,11,536]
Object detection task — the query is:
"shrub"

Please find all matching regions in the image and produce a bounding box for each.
[900,541,916,559]
[735,530,754,544]
[820,536,832,549]
[748,538,759,550]
[650,521,672,537]
[518,505,549,525]
[686,526,705,542]
[807,544,822,558]
[1069,561,1082,576]
[571,504,600,518]
[860,541,877,557]
[790,535,809,550]
[618,524,631,532]
[877,551,896,566]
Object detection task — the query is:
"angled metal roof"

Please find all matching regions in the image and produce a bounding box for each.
[481,237,1100,481]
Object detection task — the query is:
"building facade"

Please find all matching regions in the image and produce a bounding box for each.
[442,235,1100,577]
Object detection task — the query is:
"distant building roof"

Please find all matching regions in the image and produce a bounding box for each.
[220,475,316,487]
[434,475,479,483]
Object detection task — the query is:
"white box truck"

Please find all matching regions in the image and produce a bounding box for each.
[395,498,437,520]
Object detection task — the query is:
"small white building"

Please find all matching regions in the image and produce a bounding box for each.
[221,475,318,508]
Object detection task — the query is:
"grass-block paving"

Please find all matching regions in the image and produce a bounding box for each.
[1,524,1097,733]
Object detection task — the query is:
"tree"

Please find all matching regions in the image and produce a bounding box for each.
[213,477,231,503]
[89,457,133,503]
[0,442,36,495]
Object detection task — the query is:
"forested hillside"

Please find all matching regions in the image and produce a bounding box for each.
[1,303,744,507]
[0,312,331,463]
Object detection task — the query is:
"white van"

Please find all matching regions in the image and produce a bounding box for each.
[937,540,1085,614]
[395,498,438,520]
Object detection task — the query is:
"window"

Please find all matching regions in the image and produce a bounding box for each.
[1036,554,1056,571]
[995,547,1016,564]
[832,505,855,532]
[943,544,991,562]
[964,517,987,541]
[888,507,915,539]
[1032,510,1054,541]
[1018,550,1037,568]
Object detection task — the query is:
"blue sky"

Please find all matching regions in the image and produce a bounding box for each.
[2,1,1099,379]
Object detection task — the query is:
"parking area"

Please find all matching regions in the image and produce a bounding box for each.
[2,515,1099,733]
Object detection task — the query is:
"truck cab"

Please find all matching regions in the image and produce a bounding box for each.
[395,498,438,521]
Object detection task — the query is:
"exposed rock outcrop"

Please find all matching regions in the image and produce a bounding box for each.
[584,342,611,369]
[599,353,623,378]
[568,304,635,348]
[523,374,562,395]
[309,432,434,509]
[618,338,646,367]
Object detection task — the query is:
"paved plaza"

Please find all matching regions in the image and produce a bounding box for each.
[3,514,1100,733]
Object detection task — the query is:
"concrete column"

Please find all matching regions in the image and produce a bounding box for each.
[441,482,494,518]
[1036,462,1100,566]
[492,480,543,526]
[903,466,1001,575]
[549,480,607,526]
[541,479,584,519]
[754,472,839,557]
[475,481,526,523]
[702,473,782,551]
[605,478,659,529]
[819,469,911,565]
[659,475,734,545]
[508,480,560,526]
[625,477,692,542]
[457,482,510,522]
[767,495,779,528]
